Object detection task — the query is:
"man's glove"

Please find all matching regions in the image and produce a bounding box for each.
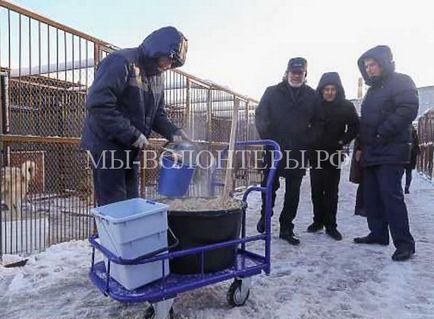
[132,134,149,149]
[172,129,193,143]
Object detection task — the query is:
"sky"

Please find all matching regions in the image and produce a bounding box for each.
[7,0,434,100]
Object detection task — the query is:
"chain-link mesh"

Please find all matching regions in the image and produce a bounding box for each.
[0,5,101,255]
[1,141,93,254]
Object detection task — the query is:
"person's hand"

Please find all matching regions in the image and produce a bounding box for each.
[132,134,149,149]
[355,150,362,162]
[172,129,193,143]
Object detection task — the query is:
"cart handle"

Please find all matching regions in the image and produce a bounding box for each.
[89,226,179,265]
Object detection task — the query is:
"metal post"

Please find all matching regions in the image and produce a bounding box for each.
[206,87,212,141]
[186,78,191,135]
[0,72,10,258]
[0,73,5,135]
[0,72,10,152]
[0,73,4,260]
[245,101,250,141]
[94,43,100,69]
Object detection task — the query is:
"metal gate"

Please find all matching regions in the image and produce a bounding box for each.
[418,108,434,180]
[0,2,260,256]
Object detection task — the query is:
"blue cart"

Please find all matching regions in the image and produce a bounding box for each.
[88,140,280,319]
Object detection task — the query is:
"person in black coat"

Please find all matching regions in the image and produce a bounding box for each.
[308,72,359,240]
[255,57,324,245]
[81,26,190,206]
[404,126,420,194]
[353,45,419,261]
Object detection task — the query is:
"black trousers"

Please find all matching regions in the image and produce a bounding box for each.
[404,167,413,189]
[309,162,341,229]
[354,182,366,216]
[260,168,304,232]
[91,150,140,206]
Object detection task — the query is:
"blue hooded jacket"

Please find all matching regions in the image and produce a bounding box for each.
[81,26,186,152]
[357,45,419,166]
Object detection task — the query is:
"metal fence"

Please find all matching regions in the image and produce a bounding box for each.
[417,108,434,180]
[0,2,260,256]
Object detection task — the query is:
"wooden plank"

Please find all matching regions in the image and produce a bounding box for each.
[222,97,239,200]
[0,134,80,144]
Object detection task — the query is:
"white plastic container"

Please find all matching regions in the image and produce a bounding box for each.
[92,198,170,290]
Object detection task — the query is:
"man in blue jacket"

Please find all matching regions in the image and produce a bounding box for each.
[81,26,189,206]
[353,45,418,261]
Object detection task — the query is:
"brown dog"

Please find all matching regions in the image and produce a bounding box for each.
[1,160,37,218]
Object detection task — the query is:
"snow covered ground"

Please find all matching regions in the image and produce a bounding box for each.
[1,166,434,319]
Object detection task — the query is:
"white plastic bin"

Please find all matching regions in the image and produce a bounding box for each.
[91,198,170,290]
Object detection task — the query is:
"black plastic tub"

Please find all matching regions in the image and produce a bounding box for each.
[168,201,245,274]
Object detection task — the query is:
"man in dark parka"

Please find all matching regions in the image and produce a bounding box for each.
[308,72,359,240]
[81,26,189,206]
[255,57,324,245]
[353,45,418,261]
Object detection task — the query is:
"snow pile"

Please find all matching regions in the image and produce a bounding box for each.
[1,167,434,319]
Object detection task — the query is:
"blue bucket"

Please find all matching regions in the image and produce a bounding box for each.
[158,156,196,196]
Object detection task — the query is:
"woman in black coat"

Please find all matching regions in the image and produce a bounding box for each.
[308,72,359,240]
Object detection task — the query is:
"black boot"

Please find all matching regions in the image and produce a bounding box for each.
[256,216,265,234]
[392,247,415,261]
[279,229,300,245]
[353,234,389,245]
[326,228,342,241]
[307,222,323,233]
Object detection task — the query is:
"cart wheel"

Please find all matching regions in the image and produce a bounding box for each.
[144,305,174,319]
[227,279,250,307]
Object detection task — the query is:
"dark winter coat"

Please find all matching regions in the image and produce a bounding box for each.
[255,81,324,177]
[357,45,419,167]
[314,72,359,152]
[405,126,420,170]
[81,27,182,152]
[349,137,362,184]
